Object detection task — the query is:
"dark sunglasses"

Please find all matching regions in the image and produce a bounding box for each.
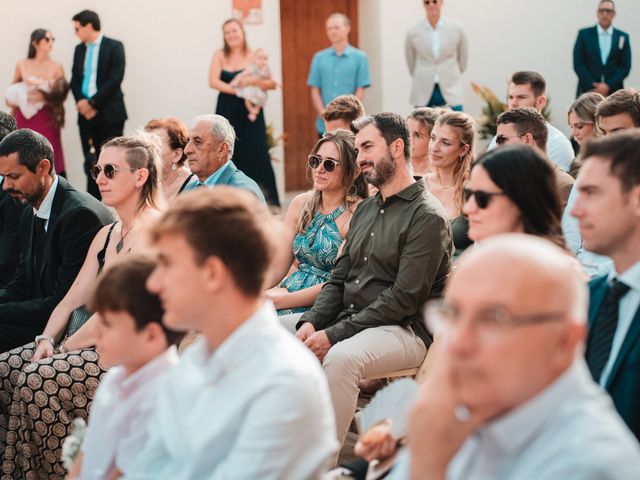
[598,8,614,14]
[463,188,505,209]
[424,0,439,4]
[42,36,55,43]
[90,163,139,180]
[495,134,523,145]
[308,155,341,172]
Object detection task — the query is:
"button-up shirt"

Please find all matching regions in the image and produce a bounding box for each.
[123,302,337,480]
[300,179,452,347]
[182,161,231,191]
[597,24,613,66]
[83,34,103,98]
[32,175,58,232]
[426,18,445,82]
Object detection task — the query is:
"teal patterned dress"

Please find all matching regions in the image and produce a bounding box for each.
[278,206,345,315]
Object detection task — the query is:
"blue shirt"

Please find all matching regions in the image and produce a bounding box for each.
[307,44,371,134]
[182,161,231,191]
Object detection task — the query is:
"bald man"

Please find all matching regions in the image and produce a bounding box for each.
[389,235,640,480]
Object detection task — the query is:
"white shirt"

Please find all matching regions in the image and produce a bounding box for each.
[123,302,338,480]
[33,175,58,232]
[426,18,445,82]
[389,360,640,480]
[80,347,178,480]
[599,262,640,386]
[597,24,613,66]
[83,34,103,98]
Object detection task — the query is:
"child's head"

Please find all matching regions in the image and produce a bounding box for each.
[253,48,269,68]
[89,254,184,371]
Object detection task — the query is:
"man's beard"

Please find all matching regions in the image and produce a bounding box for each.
[7,181,45,207]
[362,150,396,188]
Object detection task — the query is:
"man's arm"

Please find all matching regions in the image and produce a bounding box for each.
[307,53,324,116]
[405,31,416,75]
[0,194,24,286]
[573,31,596,92]
[457,27,469,73]
[89,40,125,110]
[325,212,450,344]
[310,87,325,117]
[607,32,632,89]
[70,45,84,102]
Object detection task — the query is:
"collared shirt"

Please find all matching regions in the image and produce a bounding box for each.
[182,161,231,191]
[80,347,178,479]
[32,175,58,232]
[389,360,640,480]
[300,179,452,347]
[598,261,640,386]
[83,34,103,98]
[426,18,445,82]
[307,44,371,134]
[123,302,337,480]
[597,24,613,66]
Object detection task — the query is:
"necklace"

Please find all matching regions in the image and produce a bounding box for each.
[115,222,133,254]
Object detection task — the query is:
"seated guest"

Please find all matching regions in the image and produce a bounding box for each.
[427,111,474,255]
[0,129,113,352]
[463,145,564,248]
[124,188,337,478]
[0,112,25,286]
[389,235,640,479]
[571,130,640,441]
[267,130,367,316]
[494,107,574,208]
[0,132,163,479]
[66,255,183,480]
[321,94,366,132]
[407,107,440,177]
[283,112,453,451]
[180,114,265,202]
[144,118,194,201]
[567,91,604,175]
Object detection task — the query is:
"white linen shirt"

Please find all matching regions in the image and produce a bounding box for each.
[123,302,338,480]
[80,346,179,480]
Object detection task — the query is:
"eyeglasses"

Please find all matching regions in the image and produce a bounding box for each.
[424,300,566,338]
[424,0,439,4]
[495,134,524,145]
[43,36,55,43]
[308,154,341,172]
[598,8,615,14]
[463,187,505,209]
[90,163,139,180]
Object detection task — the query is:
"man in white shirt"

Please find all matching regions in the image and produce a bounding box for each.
[124,187,337,479]
[487,71,574,172]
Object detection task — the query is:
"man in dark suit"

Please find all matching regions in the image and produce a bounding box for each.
[571,130,640,440]
[70,9,127,199]
[0,113,25,287]
[0,129,114,352]
[573,0,631,98]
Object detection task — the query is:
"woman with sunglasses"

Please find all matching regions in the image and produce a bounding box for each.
[266,129,367,316]
[463,144,564,248]
[0,133,163,479]
[427,110,474,256]
[5,28,69,176]
[567,92,604,176]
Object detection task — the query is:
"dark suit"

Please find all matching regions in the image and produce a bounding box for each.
[70,35,127,198]
[573,25,631,97]
[0,180,25,287]
[0,176,114,352]
[587,275,640,440]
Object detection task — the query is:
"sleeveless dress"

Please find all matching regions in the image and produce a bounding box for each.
[278,206,345,316]
[215,70,280,206]
[0,223,117,479]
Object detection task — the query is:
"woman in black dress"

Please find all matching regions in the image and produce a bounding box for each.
[209,18,280,206]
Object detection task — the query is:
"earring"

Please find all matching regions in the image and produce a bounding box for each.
[171,163,177,171]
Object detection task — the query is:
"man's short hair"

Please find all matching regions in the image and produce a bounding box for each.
[600,0,615,8]
[497,107,548,151]
[194,114,236,161]
[90,254,185,347]
[0,129,54,174]
[351,112,411,162]
[581,129,640,192]
[71,10,101,31]
[149,187,275,297]
[595,88,640,127]
[511,71,546,98]
[321,95,365,124]
[0,112,17,141]
[327,12,351,27]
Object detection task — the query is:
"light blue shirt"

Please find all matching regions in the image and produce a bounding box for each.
[82,34,103,98]
[307,44,371,134]
[599,261,640,387]
[389,360,640,480]
[597,24,613,66]
[182,161,231,191]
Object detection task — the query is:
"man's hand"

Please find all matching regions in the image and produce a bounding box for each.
[355,420,397,462]
[304,330,331,362]
[76,99,91,115]
[83,106,97,121]
[31,339,54,363]
[295,321,316,342]
[592,82,610,96]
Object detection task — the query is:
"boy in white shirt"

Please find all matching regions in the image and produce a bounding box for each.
[66,255,184,480]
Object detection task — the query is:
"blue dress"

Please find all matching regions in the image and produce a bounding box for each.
[278,206,345,315]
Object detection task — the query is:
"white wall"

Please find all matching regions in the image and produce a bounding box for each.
[0,0,284,196]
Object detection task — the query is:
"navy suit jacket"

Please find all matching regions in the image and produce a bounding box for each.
[573,26,631,97]
[587,275,640,440]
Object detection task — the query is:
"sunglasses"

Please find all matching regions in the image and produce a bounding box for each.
[424,0,439,4]
[463,188,505,209]
[43,36,55,43]
[598,8,614,14]
[90,163,139,180]
[495,134,523,145]
[308,154,341,173]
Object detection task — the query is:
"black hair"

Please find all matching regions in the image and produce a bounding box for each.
[0,129,54,174]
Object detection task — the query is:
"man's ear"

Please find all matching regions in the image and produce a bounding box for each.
[535,95,547,111]
[201,255,228,294]
[37,158,52,176]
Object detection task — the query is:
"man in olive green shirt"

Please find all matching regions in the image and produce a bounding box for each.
[283,112,453,449]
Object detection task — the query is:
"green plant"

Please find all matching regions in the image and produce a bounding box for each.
[265,122,285,160]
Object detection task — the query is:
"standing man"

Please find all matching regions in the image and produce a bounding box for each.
[71,9,127,199]
[573,0,631,98]
[308,13,371,137]
[571,130,640,441]
[405,0,468,110]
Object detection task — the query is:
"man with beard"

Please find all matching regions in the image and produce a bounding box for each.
[282,112,453,452]
[0,129,113,351]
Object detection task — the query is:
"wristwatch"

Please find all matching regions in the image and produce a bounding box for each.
[34,335,55,347]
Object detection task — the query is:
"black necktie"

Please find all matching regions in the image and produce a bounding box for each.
[32,217,47,275]
[586,278,631,382]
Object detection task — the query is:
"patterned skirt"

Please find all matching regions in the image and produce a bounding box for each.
[0,343,105,479]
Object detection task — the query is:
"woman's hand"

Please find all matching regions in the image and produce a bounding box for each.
[265,287,290,309]
[32,339,55,363]
[355,420,397,462]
